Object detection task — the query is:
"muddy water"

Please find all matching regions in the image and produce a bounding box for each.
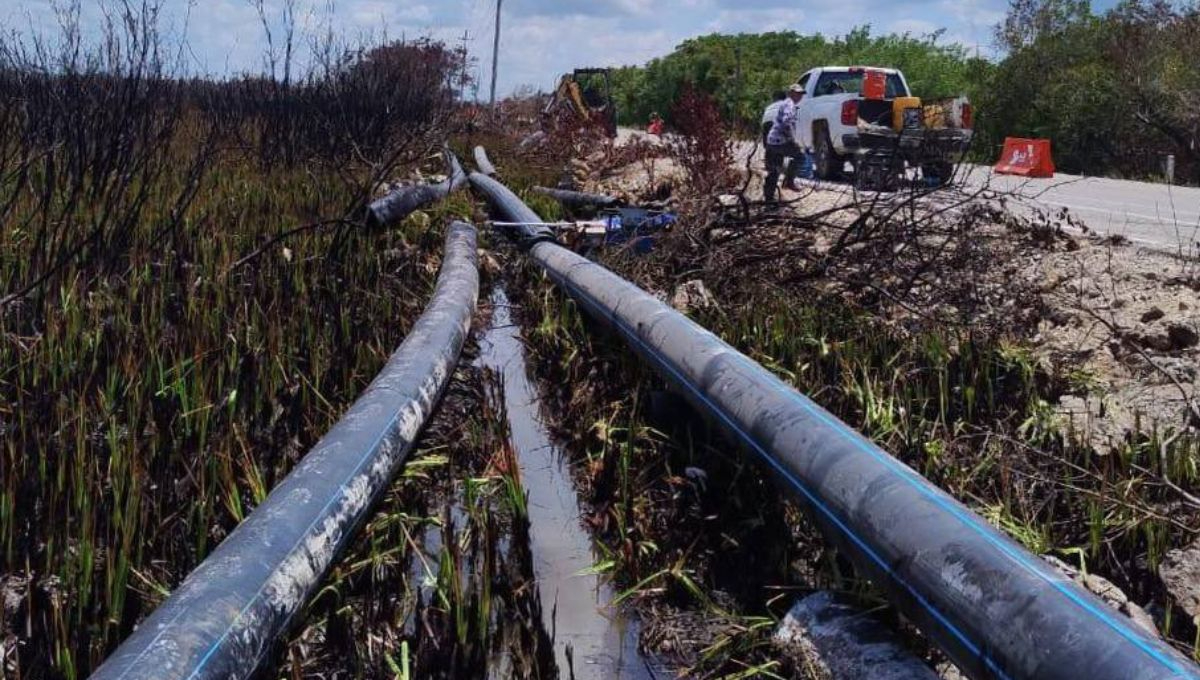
[478,286,657,680]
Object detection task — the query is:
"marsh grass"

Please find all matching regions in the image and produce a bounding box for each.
[0,166,460,676]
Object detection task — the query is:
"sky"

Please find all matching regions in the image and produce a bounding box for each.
[0,0,1018,96]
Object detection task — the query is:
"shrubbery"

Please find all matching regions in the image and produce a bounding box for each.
[978,0,1200,181]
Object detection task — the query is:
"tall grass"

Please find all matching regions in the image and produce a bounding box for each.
[704,296,1200,589]
[0,6,466,676]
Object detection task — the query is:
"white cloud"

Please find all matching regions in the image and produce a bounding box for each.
[703,8,801,34]
[888,18,939,35]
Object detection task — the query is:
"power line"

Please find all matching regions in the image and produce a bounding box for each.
[461,0,495,102]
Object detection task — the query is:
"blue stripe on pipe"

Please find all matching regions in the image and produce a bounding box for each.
[542,260,1196,679]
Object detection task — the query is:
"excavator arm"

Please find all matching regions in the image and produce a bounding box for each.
[544,75,587,118]
[542,69,617,137]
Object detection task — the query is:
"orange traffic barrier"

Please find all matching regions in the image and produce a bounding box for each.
[994,137,1055,178]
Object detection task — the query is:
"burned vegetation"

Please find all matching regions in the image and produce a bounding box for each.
[0,4,483,677]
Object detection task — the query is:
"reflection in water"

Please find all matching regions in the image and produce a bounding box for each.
[478,286,656,680]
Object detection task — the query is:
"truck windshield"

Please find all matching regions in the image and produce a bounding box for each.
[814,71,906,98]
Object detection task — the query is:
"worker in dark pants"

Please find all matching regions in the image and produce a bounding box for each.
[764,84,805,202]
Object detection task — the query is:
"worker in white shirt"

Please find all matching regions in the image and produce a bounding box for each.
[761,90,786,145]
[764,83,805,202]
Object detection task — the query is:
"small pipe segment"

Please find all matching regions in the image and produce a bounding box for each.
[365,149,467,228]
[90,222,480,680]
[473,145,497,177]
[469,172,556,247]
[467,161,1200,680]
[775,592,940,678]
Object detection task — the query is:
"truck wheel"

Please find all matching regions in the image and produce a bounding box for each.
[814,126,842,181]
[856,151,901,191]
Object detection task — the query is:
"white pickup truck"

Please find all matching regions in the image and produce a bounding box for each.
[790,66,974,188]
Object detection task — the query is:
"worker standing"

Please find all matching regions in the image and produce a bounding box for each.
[764,84,805,202]
[761,90,786,145]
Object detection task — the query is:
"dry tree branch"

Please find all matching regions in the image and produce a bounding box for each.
[225,218,360,274]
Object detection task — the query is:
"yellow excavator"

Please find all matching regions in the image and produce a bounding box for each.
[543,68,618,137]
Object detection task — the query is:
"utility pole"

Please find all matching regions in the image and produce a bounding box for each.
[489,0,503,107]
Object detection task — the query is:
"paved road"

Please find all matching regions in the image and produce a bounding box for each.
[960,166,1199,252]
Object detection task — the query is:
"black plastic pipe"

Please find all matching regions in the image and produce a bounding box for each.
[90,222,480,680]
[365,150,467,228]
[469,172,555,247]
[532,185,619,208]
[468,168,1200,680]
[473,145,497,177]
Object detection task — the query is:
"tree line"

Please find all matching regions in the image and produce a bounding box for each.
[609,0,1200,183]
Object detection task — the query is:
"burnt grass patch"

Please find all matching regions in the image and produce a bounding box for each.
[0,10,479,675]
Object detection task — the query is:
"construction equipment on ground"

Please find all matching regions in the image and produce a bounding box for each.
[543,68,618,137]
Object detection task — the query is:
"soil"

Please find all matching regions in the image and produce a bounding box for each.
[1035,241,1199,449]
